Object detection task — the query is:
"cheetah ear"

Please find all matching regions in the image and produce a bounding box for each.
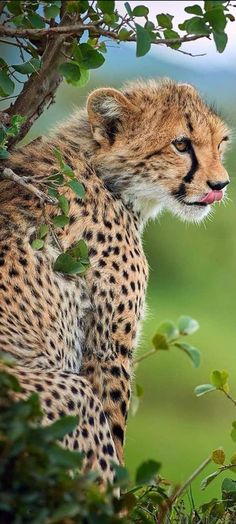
[87,88,136,146]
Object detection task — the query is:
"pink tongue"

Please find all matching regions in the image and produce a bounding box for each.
[199,190,223,205]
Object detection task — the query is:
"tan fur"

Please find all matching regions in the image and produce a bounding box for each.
[0,79,229,479]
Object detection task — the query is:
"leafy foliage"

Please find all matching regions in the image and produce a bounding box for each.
[2,358,236,523]
[0,1,235,148]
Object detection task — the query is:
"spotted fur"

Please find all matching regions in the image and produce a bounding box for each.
[0,79,229,480]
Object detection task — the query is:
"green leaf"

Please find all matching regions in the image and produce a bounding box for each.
[68,239,89,260]
[59,62,81,86]
[136,383,144,398]
[44,415,79,441]
[152,332,169,350]
[68,179,85,198]
[157,321,179,341]
[204,1,225,11]
[185,4,203,16]
[0,148,9,159]
[185,16,211,35]
[163,29,181,49]
[74,43,105,70]
[194,384,216,396]
[124,2,133,16]
[44,3,61,19]
[231,453,236,465]
[0,71,15,97]
[7,1,23,15]
[57,194,70,215]
[211,369,229,389]
[67,0,88,13]
[178,315,199,335]
[211,448,225,465]
[222,478,236,504]
[97,1,115,14]
[10,114,26,128]
[213,31,228,53]
[31,239,44,250]
[133,5,149,17]
[231,422,236,442]
[38,224,49,239]
[49,443,83,467]
[53,147,63,167]
[136,459,161,485]
[74,67,90,87]
[113,463,130,488]
[156,13,173,29]
[176,343,201,368]
[52,215,70,228]
[201,471,219,490]
[62,164,75,178]
[135,23,151,57]
[50,503,80,523]
[54,253,86,274]
[28,12,45,28]
[205,7,227,32]
[12,58,41,75]
[118,28,133,41]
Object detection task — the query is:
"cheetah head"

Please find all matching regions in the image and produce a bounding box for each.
[87,79,230,224]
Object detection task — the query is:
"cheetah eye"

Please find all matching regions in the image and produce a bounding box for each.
[172,137,191,153]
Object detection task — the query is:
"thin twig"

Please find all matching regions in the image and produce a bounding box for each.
[134,348,157,365]
[222,389,236,408]
[171,457,211,505]
[0,168,57,206]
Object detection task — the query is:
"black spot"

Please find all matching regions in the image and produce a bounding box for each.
[111,366,121,377]
[121,285,128,295]
[107,443,114,456]
[99,412,106,425]
[117,303,125,314]
[116,233,122,241]
[99,458,107,471]
[88,416,94,426]
[130,281,135,291]
[110,389,121,402]
[97,232,105,243]
[35,383,44,392]
[121,400,126,417]
[68,399,75,410]
[125,322,131,334]
[104,219,112,229]
[85,230,93,241]
[112,262,119,271]
[19,257,28,267]
[113,424,124,443]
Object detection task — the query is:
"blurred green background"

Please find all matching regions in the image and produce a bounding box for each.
[1,6,236,504]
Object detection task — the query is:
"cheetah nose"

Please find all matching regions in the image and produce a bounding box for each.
[207,180,229,191]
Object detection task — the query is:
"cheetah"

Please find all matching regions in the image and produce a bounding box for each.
[0,79,230,481]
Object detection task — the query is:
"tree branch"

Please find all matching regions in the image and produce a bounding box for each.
[0,168,57,205]
[0,23,208,47]
[4,13,82,148]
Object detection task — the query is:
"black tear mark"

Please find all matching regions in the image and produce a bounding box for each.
[183,146,198,184]
[172,182,186,200]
